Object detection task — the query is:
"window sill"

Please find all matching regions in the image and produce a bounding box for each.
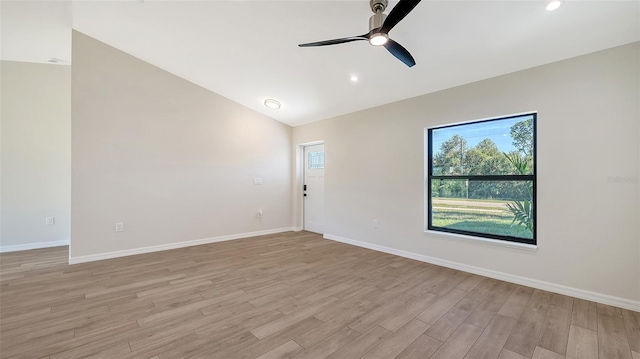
[424,230,538,251]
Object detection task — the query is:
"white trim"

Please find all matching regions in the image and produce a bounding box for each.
[298,140,325,147]
[69,227,295,264]
[425,230,538,251]
[0,240,69,253]
[323,233,640,312]
[292,226,304,232]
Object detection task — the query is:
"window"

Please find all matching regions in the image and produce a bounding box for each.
[427,113,536,245]
[308,151,325,169]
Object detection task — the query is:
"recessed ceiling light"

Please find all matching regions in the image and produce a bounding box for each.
[369,33,388,46]
[350,75,358,82]
[546,0,563,11]
[264,99,281,109]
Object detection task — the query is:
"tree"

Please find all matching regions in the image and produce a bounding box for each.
[475,138,500,153]
[510,119,533,157]
[433,135,467,175]
[432,135,468,198]
[503,152,534,235]
[463,138,513,199]
[465,138,510,176]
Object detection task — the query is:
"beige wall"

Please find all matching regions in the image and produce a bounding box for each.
[1,60,71,250]
[71,31,292,259]
[293,43,640,305]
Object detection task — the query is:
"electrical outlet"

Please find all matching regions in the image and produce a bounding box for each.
[45,217,55,226]
[253,178,263,185]
[115,222,124,232]
[373,219,379,229]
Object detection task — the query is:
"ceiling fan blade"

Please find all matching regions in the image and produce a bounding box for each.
[383,39,416,67]
[299,35,368,47]
[380,0,421,34]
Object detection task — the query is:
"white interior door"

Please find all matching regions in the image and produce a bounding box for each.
[304,144,325,234]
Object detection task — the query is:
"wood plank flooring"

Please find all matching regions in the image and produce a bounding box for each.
[0,231,638,358]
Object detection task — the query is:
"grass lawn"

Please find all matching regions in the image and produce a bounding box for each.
[432,203,505,211]
[431,207,533,239]
[432,197,511,204]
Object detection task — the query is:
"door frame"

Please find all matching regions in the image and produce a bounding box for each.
[296,140,324,232]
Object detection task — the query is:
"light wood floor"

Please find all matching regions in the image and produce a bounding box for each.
[1,232,638,359]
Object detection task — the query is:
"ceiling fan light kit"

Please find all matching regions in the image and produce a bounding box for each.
[369,33,388,46]
[263,99,281,109]
[298,0,421,67]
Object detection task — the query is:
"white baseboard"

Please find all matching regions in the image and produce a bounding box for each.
[0,240,70,253]
[324,233,640,312]
[69,227,296,265]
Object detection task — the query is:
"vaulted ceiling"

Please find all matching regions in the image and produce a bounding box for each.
[2,1,639,126]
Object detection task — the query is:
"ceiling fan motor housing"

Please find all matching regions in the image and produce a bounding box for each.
[369,0,388,32]
[369,13,387,32]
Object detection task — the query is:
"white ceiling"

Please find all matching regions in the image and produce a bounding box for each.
[1,1,72,64]
[2,1,639,126]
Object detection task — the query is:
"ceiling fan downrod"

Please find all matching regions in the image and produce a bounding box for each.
[369,0,388,31]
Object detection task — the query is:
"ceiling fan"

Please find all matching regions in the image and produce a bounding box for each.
[298,0,421,67]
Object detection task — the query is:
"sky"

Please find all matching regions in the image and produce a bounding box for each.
[431,114,533,155]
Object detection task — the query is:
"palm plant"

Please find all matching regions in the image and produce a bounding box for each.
[503,152,533,235]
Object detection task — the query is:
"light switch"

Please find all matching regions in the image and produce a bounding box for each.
[253,178,263,185]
